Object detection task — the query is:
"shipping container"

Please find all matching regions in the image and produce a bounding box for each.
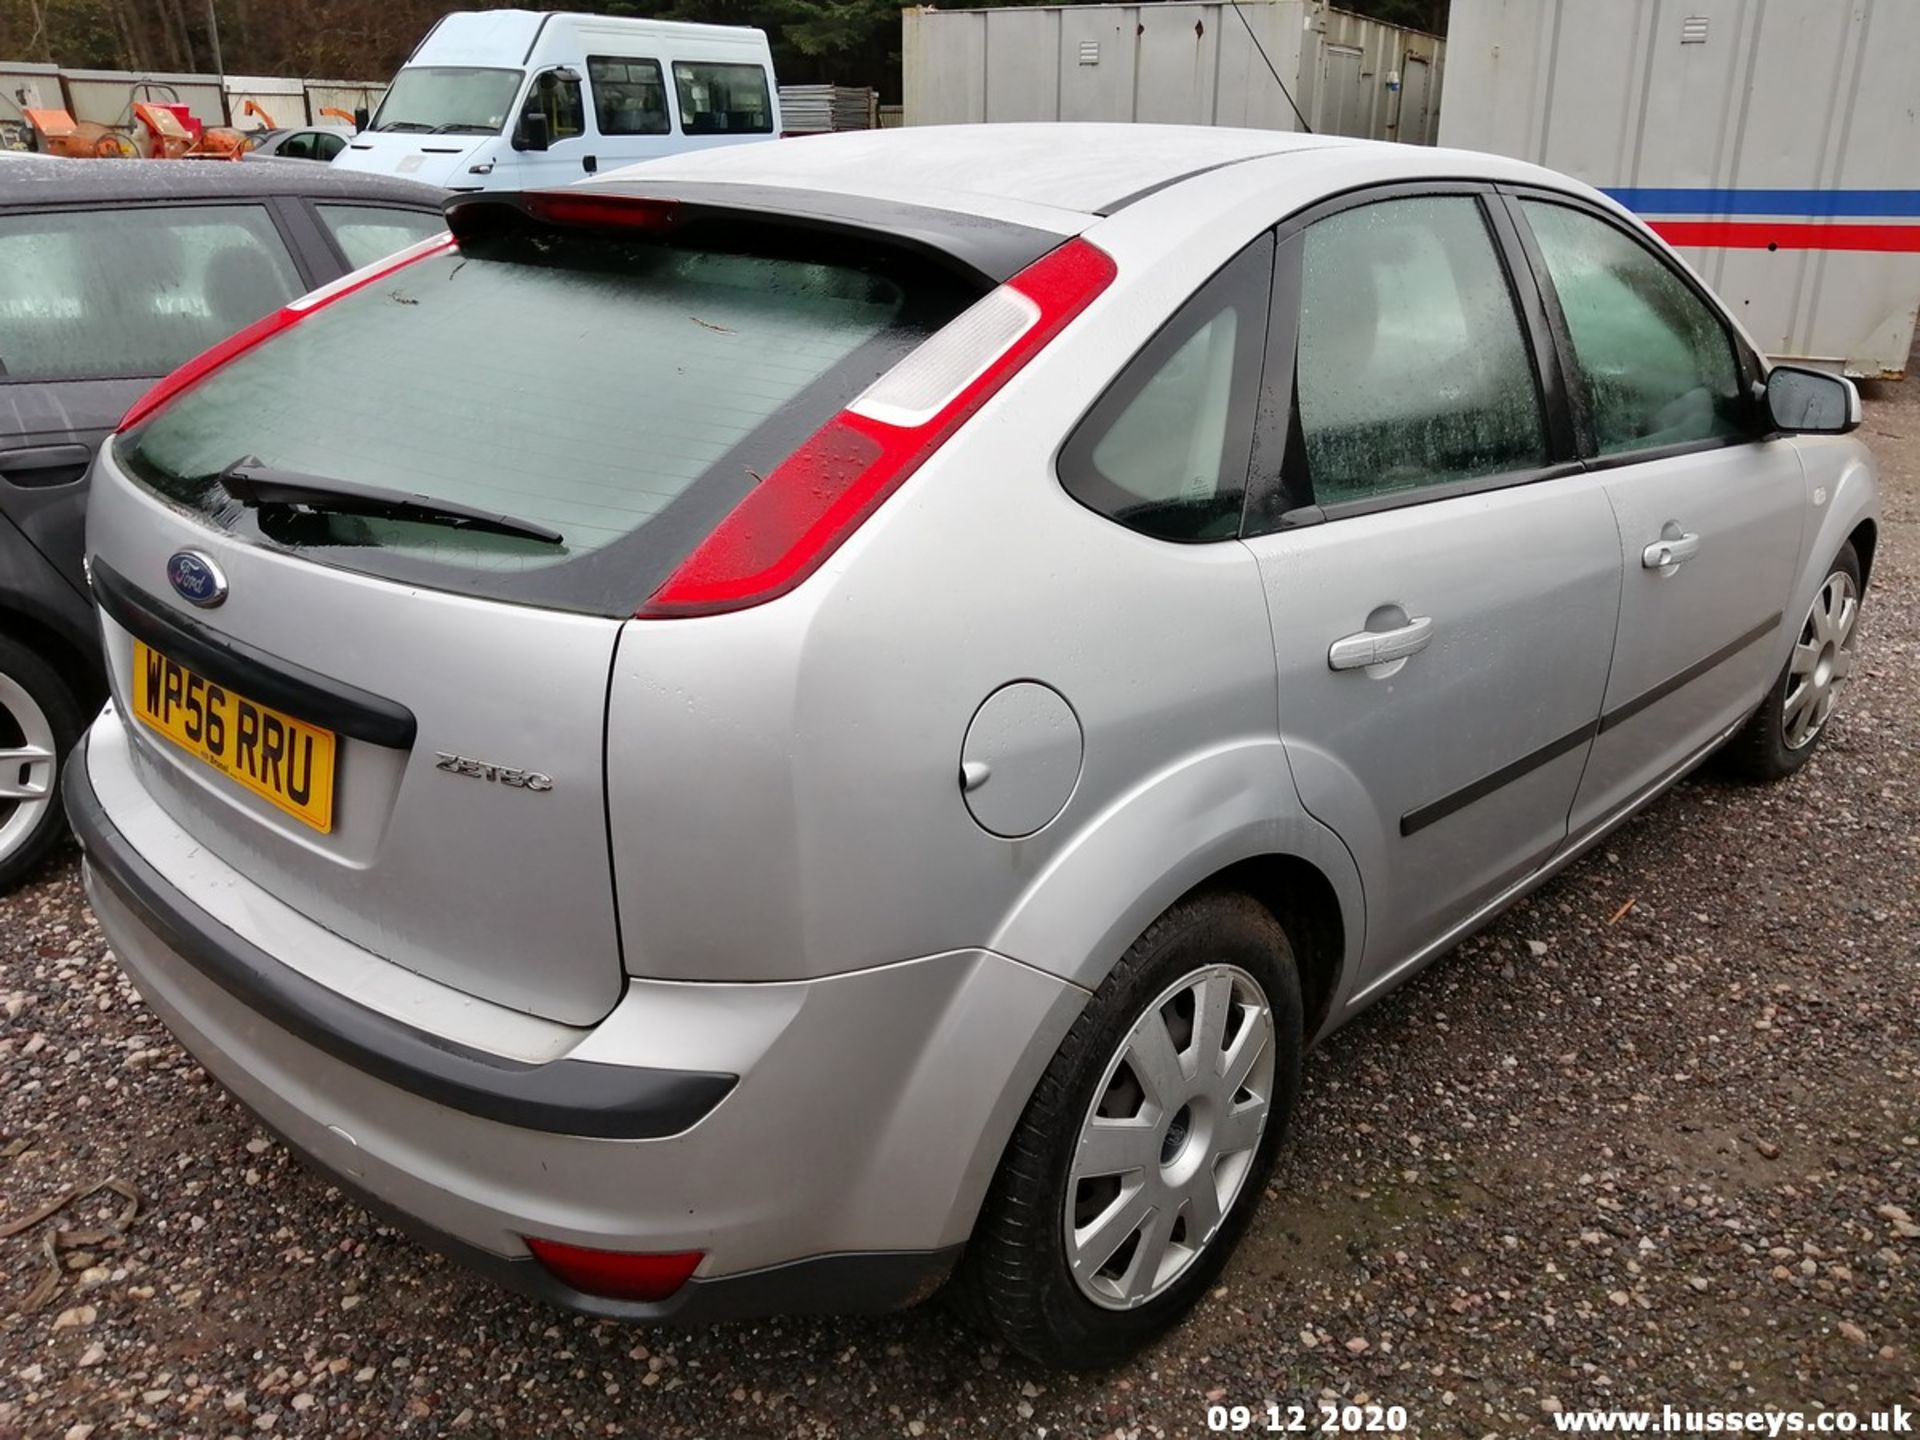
[903,0,1444,143]
[1441,0,1920,379]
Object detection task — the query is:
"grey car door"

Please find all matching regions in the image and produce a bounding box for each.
[0,201,307,595]
[1507,194,1806,833]
[1237,186,1623,1003]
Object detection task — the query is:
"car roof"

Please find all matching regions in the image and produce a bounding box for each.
[0,156,445,208]
[591,123,1594,237]
[591,124,1362,225]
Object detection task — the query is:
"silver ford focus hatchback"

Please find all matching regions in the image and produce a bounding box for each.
[70,126,1878,1367]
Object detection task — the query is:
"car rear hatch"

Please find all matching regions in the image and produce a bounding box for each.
[91,194,1014,1024]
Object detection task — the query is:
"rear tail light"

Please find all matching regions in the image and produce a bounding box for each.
[116,232,455,433]
[522,1238,704,1302]
[637,237,1118,619]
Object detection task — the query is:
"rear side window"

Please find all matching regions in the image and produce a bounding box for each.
[116,222,975,616]
[1520,200,1745,456]
[674,62,772,135]
[1292,196,1547,506]
[1058,237,1272,541]
[316,204,447,270]
[0,205,300,382]
[589,56,670,135]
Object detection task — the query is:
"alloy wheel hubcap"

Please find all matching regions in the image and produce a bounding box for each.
[1783,570,1860,750]
[1065,964,1275,1310]
[0,671,57,865]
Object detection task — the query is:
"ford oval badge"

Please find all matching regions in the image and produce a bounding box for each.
[166,551,227,608]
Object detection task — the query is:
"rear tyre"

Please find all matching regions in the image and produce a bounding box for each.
[1721,542,1864,783]
[0,636,81,893]
[957,891,1302,1368]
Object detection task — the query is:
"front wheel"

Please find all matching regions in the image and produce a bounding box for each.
[957,892,1302,1368]
[1721,542,1864,782]
[0,635,81,892]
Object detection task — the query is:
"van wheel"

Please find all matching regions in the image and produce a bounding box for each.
[1721,542,1864,783]
[957,892,1302,1368]
[0,636,81,892]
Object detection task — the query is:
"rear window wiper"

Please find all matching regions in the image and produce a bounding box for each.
[217,459,564,545]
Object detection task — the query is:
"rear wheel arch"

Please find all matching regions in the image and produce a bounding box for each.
[1195,853,1345,1044]
[0,602,102,717]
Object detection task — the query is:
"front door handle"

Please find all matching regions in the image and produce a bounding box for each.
[582,154,597,174]
[1329,615,1434,672]
[1642,532,1702,569]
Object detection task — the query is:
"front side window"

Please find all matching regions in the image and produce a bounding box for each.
[1520,200,1745,456]
[315,204,447,271]
[673,62,772,135]
[276,131,316,160]
[0,205,300,382]
[369,66,522,135]
[1293,195,1548,506]
[1059,237,1272,541]
[589,56,670,135]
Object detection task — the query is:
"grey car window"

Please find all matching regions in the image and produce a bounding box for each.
[312,132,346,162]
[316,204,447,270]
[1295,195,1548,506]
[589,56,670,136]
[1059,237,1272,542]
[0,205,301,382]
[1521,200,1745,456]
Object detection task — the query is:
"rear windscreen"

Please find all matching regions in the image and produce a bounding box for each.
[117,219,976,616]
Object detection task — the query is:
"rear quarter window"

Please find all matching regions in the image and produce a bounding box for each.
[116,220,975,616]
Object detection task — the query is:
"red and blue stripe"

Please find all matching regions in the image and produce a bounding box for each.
[1604,187,1920,252]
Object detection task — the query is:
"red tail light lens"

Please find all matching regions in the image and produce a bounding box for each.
[116,232,455,434]
[637,237,1118,619]
[522,1238,704,1302]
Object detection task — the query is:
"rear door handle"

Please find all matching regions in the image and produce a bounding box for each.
[1642,532,1701,569]
[1328,615,1434,672]
[0,444,92,488]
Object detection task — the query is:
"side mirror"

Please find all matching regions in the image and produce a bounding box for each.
[1765,364,1861,435]
[514,108,550,152]
[353,105,369,131]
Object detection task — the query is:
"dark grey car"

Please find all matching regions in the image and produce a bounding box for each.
[0,158,445,887]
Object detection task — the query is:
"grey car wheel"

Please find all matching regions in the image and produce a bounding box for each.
[1721,542,1865,784]
[1066,964,1275,1309]
[1783,568,1860,750]
[956,890,1302,1368]
[0,636,81,892]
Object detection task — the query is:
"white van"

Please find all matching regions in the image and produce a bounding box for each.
[335,10,781,191]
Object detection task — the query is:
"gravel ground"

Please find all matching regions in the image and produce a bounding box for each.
[4,369,1917,1439]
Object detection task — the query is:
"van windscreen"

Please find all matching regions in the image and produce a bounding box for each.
[115,222,978,616]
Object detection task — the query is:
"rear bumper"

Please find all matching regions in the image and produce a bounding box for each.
[67,709,1084,1318]
[66,725,734,1142]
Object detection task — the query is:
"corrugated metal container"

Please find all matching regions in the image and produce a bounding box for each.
[902,0,1444,143]
[1441,0,1920,379]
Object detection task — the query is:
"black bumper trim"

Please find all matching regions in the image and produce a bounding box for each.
[65,730,736,1140]
[91,558,418,749]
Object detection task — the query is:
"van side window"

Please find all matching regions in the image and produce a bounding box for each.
[672,61,772,135]
[525,69,586,141]
[588,56,670,136]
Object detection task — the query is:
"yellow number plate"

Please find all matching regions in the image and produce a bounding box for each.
[131,640,338,833]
